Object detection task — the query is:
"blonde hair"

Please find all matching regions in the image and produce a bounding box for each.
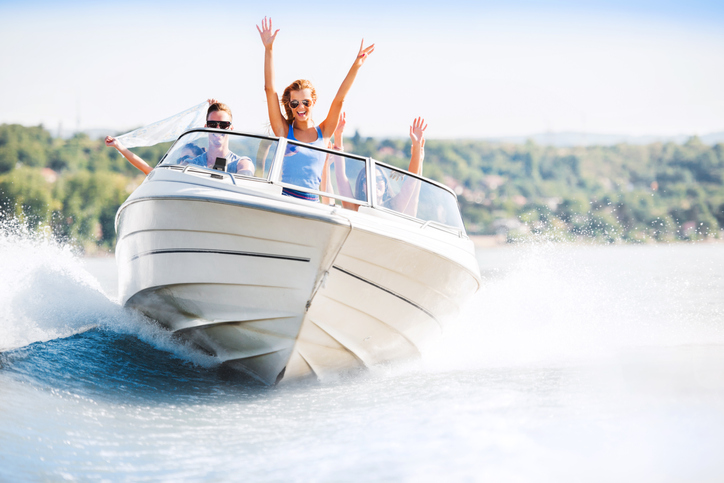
[281,80,317,125]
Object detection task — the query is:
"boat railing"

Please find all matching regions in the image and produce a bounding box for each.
[157,129,466,235]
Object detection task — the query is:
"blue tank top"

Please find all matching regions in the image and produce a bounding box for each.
[282,125,326,201]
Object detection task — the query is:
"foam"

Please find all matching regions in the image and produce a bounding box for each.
[423,239,724,371]
[0,219,218,367]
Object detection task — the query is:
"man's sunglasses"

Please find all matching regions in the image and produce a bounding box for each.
[207,121,231,129]
[289,99,311,109]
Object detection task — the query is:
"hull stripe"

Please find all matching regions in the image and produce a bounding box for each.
[332,266,438,322]
[130,248,311,263]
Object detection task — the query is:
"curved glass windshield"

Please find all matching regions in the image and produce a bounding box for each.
[156,131,464,232]
[373,163,465,231]
[160,130,278,178]
[279,141,368,204]
[280,142,367,207]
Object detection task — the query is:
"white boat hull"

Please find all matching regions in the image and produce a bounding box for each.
[117,170,480,384]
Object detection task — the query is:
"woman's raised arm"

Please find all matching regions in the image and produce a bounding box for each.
[105,136,152,175]
[319,40,375,140]
[257,17,288,137]
[408,117,427,176]
[390,118,427,216]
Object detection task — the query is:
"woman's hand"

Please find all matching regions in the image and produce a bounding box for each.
[333,112,347,149]
[207,98,219,105]
[256,17,279,50]
[353,39,375,68]
[320,40,373,139]
[409,117,427,147]
[105,136,122,149]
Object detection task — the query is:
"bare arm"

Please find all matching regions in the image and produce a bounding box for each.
[236,157,256,176]
[320,155,333,205]
[319,40,375,140]
[254,139,273,176]
[388,118,427,216]
[257,17,288,137]
[408,117,426,176]
[105,136,152,175]
[330,113,358,210]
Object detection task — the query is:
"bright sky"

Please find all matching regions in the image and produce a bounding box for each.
[1,0,723,139]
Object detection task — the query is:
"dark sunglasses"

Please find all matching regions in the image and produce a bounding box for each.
[289,99,311,109]
[207,121,231,129]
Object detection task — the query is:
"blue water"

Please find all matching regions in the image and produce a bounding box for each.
[2,224,724,481]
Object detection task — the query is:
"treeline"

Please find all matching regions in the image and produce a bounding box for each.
[0,124,170,250]
[1,123,723,251]
[347,132,724,242]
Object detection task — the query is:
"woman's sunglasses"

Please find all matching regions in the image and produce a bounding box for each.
[289,99,312,109]
[207,121,231,129]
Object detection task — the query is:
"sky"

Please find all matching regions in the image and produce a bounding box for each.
[0,0,723,139]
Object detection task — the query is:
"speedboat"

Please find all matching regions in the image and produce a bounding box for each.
[115,128,481,384]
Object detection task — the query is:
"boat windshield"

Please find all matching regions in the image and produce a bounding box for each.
[158,130,465,233]
[159,130,278,178]
[281,141,369,205]
[370,163,465,231]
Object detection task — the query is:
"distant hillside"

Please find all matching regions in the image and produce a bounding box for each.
[485,131,724,147]
[1,123,723,250]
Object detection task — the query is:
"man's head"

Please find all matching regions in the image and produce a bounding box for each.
[206,102,233,126]
[206,102,233,152]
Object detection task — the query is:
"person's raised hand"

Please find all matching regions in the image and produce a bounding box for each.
[256,17,279,49]
[354,39,375,68]
[105,136,121,149]
[334,112,347,139]
[409,117,427,146]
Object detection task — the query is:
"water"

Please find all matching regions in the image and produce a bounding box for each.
[2,225,724,481]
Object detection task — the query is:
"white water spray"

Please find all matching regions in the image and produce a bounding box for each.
[0,220,218,367]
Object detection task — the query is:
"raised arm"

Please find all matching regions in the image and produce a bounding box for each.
[319,40,375,140]
[330,113,356,206]
[408,117,427,176]
[257,17,288,137]
[387,118,427,216]
[105,136,152,175]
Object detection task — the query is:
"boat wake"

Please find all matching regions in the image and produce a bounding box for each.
[3,219,722,392]
[423,240,724,372]
[0,222,220,390]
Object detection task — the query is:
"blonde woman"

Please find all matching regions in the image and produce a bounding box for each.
[257,16,374,201]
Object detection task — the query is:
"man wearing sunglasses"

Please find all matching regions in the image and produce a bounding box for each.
[186,101,254,175]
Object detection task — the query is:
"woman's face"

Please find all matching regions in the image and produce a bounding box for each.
[289,89,315,122]
[362,169,387,199]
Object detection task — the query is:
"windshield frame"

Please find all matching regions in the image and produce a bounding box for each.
[155,129,465,235]
[367,158,465,232]
[158,128,280,181]
[270,137,373,209]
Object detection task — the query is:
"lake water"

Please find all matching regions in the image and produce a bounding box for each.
[2,228,724,482]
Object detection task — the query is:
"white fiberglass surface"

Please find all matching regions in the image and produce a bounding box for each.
[2,225,724,481]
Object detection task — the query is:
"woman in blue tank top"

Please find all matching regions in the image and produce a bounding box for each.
[257,16,375,201]
[282,124,327,200]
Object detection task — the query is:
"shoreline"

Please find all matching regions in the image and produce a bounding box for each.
[468,234,724,249]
